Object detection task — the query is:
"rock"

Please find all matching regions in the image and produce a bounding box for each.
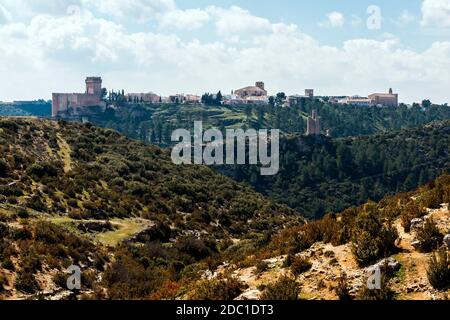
[444,234,450,247]
[367,257,401,274]
[411,240,422,250]
[410,218,423,230]
[235,289,260,300]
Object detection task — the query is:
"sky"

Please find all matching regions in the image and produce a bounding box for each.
[0,0,450,104]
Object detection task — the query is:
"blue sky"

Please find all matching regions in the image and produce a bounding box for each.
[0,0,450,103]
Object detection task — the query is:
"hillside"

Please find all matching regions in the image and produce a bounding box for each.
[222,121,450,218]
[84,100,450,146]
[0,117,297,299]
[0,117,448,300]
[186,174,450,300]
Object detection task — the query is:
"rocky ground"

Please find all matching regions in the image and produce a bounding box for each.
[206,204,450,300]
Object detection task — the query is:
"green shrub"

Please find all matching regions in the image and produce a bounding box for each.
[0,274,7,291]
[352,203,398,266]
[255,261,269,275]
[290,256,312,277]
[1,257,15,271]
[260,276,300,300]
[427,249,450,290]
[334,273,352,300]
[283,253,295,268]
[17,208,29,219]
[416,219,444,253]
[15,271,39,294]
[356,274,394,300]
[192,276,245,300]
[400,202,426,233]
[0,159,9,177]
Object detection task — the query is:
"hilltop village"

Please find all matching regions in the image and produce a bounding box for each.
[51,77,399,117]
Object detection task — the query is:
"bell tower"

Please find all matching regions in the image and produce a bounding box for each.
[85,77,102,96]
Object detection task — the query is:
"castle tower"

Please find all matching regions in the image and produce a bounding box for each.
[305,89,314,98]
[85,77,102,96]
[256,82,265,91]
[389,88,393,95]
[306,109,322,136]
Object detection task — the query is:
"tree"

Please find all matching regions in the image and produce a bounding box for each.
[422,99,432,109]
[268,96,275,107]
[275,92,286,107]
[216,91,223,105]
[101,88,108,101]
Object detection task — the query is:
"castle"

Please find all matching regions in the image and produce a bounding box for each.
[368,88,399,107]
[306,109,322,136]
[52,77,105,117]
[235,82,267,99]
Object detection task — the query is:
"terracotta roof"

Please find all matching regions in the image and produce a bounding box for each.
[236,86,267,92]
[369,93,397,97]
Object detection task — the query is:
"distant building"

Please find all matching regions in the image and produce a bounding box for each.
[52,77,105,117]
[288,95,303,106]
[235,82,267,99]
[245,96,269,105]
[185,94,201,104]
[369,88,398,107]
[306,109,322,136]
[338,96,373,107]
[169,94,186,104]
[127,92,160,103]
[305,89,314,98]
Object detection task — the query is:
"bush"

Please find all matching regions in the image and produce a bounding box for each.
[427,249,450,290]
[1,257,15,271]
[17,208,29,219]
[255,261,269,275]
[416,219,444,253]
[260,276,300,300]
[176,236,211,261]
[290,256,312,277]
[0,159,9,177]
[335,273,352,300]
[356,274,394,300]
[15,271,39,293]
[400,202,426,233]
[352,203,398,266]
[283,253,295,268]
[27,161,60,178]
[0,274,7,291]
[192,276,245,300]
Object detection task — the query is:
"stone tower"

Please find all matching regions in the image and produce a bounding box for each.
[306,109,322,136]
[255,81,265,91]
[85,77,102,96]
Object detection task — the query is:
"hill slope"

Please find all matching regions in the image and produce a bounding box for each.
[188,174,450,300]
[0,117,296,299]
[221,121,450,218]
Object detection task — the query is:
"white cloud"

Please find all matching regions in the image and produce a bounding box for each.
[351,15,362,27]
[421,0,450,28]
[158,9,210,30]
[395,10,416,27]
[0,3,449,104]
[319,11,345,28]
[1,0,83,17]
[83,0,176,22]
[207,6,273,41]
[0,5,12,24]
